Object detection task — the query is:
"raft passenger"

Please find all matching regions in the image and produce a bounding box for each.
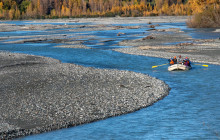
[184,57,191,67]
[173,56,177,64]
[168,58,174,65]
[178,55,182,64]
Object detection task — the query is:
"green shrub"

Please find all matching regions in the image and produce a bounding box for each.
[51,16,59,19]
[104,12,115,17]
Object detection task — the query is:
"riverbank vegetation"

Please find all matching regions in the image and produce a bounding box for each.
[186,1,220,28]
[0,0,219,28]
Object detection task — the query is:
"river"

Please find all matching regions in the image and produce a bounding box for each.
[0,20,220,139]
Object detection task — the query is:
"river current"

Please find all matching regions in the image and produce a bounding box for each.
[0,20,220,139]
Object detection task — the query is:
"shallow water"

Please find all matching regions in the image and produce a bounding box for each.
[0,21,220,139]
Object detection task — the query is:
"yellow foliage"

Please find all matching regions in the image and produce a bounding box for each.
[50,9,57,17]
[0,2,3,10]
[15,7,20,19]
[0,0,219,20]
[161,1,169,15]
[9,9,15,19]
[143,11,152,16]
[147,3,152,11]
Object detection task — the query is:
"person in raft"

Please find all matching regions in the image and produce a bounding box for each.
[178,55,182,64]
[183,57,191,67]
[168,56,178,65]
[168,57,174,65]
[173,56,177,64]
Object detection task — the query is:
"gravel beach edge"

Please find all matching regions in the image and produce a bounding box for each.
[0,51,170,139]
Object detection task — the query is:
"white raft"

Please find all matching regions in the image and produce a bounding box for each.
[168,64,191,71]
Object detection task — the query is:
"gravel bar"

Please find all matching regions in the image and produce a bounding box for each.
[0,51,170,139]
[116,33,220,65]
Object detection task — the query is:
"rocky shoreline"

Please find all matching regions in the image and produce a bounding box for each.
[0,52,170,139]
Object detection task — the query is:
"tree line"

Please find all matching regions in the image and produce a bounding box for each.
[0,0,219,21]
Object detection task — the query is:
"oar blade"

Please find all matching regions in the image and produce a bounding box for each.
[194,64,208,67]
[152,63,168,68]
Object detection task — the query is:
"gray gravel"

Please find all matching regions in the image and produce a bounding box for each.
[30,16,189,24]
[0,51,170,139]
[119,31,192,47]
[54,44,90,49]
[116,33,220,65]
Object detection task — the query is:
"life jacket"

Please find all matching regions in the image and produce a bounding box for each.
[186,60,191,66]
[170,59,174,65]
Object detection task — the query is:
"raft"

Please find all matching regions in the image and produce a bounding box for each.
[168,64,191,71]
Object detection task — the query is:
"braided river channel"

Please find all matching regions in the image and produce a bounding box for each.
[0,20,220,139]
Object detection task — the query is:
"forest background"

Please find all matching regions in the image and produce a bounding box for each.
[0,0,220,27]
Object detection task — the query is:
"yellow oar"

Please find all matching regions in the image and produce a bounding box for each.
[152,63,168,68]
[194,64,209,67]
[202,65,208,67]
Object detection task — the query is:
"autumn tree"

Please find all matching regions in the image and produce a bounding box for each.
[37,0,44,17]
[155,0,163,9]
[0,2,4,18]
[26,2,37,18]
[160,0,169,15]
[19,0,30,13]
[54,0,61,17]
[0,0,219,20]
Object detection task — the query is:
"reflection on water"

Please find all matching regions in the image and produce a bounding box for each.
[0,21,220,139]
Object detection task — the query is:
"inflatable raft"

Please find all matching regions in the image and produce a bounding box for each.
[168,64,191,71]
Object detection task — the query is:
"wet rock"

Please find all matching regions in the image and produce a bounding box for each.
[54,44,90,49]
[142,36,155,40]
[126,26,140,29]
[101,39,115,42]
[156,28,181,32]
[156,29,166,32]
[176,42,194,46]
[113,26,124,30]
[146,28,156,31]
[117,32,125,36]
[149,25,155,28]
[79,25,86,28]
[4,38,48,44]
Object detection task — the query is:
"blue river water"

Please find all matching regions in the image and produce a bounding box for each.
[0,21,220,139]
